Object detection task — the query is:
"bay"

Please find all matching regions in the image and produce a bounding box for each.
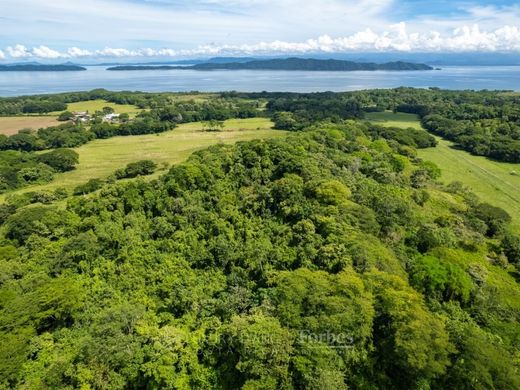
[0,65,519,96]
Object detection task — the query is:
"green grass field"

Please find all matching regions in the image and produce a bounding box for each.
[47,99,143,116]
[418,138,520,229]
[0,116,60,135]
[1,118,285,200]
[49,95,216,116]
[366,111,520,229]
[365,111,424,130]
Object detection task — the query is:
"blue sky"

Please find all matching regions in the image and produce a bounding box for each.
[0,0,519,60]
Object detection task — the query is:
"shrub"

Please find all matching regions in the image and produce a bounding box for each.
[37,149,79,172]
[58,111,74,121]
[501,232,520,269]
[473,203,512,236]
[115,160,157,179]
[74,179,104,195]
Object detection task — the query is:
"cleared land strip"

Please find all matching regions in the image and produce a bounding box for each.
[365,111,520,230]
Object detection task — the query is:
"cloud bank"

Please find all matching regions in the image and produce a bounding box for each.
[1,24,519,61]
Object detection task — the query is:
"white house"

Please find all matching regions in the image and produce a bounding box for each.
[103,113,120,122]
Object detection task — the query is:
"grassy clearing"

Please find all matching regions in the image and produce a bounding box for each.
[418,138,520,230]
[365,111,423,130]
[0,116,60,135]
[1,118,285,200]
[168,93,217,102]
[48,99,143,116]
[366,111,520,229]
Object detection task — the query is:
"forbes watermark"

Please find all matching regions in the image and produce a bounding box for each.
[298,329,354,349]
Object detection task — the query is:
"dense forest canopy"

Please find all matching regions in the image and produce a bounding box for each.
[0,116,519,388]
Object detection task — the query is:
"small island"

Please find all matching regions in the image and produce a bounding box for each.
[0,64,86,72]
[107,58,434,72]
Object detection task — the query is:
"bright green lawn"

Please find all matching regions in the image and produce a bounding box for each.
[365,111,424,130]
[366,111,520,230]
[2,118,285,200]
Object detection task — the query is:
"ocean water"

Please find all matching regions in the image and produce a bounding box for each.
[0,66,519,96]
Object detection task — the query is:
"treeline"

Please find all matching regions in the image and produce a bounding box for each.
[0,125,519,388]
[90,99,258,138]
[0,149,78,193]
[261,92,364,130]
[227,89,520,162]
[0,123,94,151]
[361,88,520,162]
[0,89,209,115]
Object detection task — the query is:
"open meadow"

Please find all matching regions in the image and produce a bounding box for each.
[49,99,143,116]
[367,111,520,229]
[1,117,285,200]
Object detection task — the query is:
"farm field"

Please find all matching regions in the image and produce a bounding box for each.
[366,111,520,229]
[1,118,285,200]
[0,116,60,135]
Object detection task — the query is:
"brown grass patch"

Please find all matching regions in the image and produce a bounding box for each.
[0,116,60,135]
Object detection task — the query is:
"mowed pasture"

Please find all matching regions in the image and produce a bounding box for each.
[366,111,520,229]
[0,116,60,135]
[2,118,285,199]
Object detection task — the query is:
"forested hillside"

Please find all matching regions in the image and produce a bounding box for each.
[107,58,433,72]
[1,121,519,389]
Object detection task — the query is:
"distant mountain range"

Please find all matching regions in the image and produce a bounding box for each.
[0,64,86,71]
[107,58,434,72]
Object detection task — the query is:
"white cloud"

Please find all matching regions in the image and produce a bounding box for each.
[67,47,93,57]
[6,44,31,58]
[31,45,64,58]
[2,24,520,61]
[0,50,5,60]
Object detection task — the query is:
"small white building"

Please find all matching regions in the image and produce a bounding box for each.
[103,113,120,122]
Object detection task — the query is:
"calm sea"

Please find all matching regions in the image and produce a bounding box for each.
[0,66,519,96]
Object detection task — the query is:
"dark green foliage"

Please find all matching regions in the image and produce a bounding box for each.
[365,123,437,149]
[0,203,16,225]
[4,206,77,244]
[73,179,104,195]
[0,123,94,152]
[0,150,56,193]
[115,160,157,179]
[473,203,512,236]
[58,111,74,121]
[501,232,520,269]
[267,93,363,129]
[37,148,79,172]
